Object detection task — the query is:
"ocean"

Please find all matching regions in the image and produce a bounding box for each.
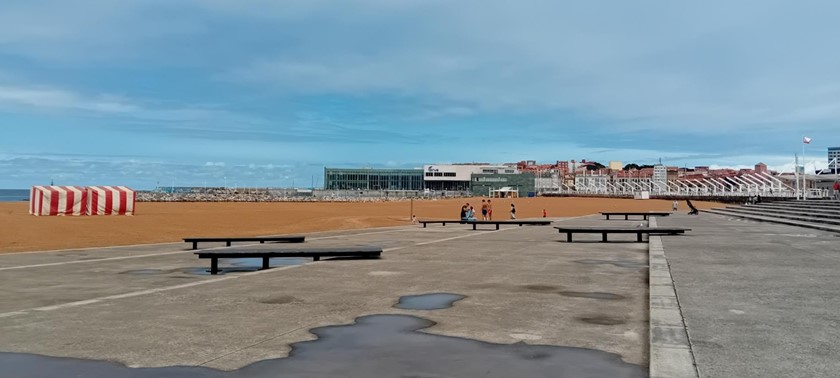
[0,189,30,202]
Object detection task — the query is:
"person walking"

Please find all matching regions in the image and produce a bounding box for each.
[834,180,840,199]
[542,209,547,218]
[672,200,678,211]
[487,199,493,220]
[481,199,489,221]
[510,203,517,219]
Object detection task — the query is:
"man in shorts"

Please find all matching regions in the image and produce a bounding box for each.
[480,200,489,220]
[487,199,493,220]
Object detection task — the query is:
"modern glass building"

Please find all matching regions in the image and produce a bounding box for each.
[323,168,424,190]
[829,147,840,173]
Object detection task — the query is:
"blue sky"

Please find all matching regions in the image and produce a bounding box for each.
[1,0,839,189]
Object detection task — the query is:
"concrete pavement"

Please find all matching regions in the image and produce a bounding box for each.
[658,213,840,377]
[0,218,649,376]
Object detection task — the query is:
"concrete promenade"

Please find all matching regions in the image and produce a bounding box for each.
[5,211,835,376]
[0,217,650,376]
[658,213,840,377]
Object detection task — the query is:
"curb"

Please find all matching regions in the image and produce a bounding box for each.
[649,217,699,378]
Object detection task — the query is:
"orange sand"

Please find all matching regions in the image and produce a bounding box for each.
[0,197,718,254]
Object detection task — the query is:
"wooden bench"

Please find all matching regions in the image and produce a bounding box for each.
[418,220,466,228]
[554,226,690,242]
[601,212,672,220]
[466,220,553,230]
[195,246,383,275]
[183,235,305,250]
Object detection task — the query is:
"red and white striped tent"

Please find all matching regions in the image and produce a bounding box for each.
[29,186,89,216]
[87,186,136,216]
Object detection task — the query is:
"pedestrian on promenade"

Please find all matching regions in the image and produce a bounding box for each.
[481,199,489,221]
[542,209,547,218]
[487,199,493,220]
[672,200,678,211]
[460,204,468,221]
[834,180,840,199]
[510,203,517,219]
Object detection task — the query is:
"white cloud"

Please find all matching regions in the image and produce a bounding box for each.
[0,85,139,113]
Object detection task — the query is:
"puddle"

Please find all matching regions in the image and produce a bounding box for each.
[182,257,308,275]
[522,284,560,292]
[558,291,626,300]
[0,315,646,377]
[394,293,465,310]
[574,259,648,269]
[579,316,627,325]
[259,295,302,305]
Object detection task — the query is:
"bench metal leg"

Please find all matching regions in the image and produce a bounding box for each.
[567,233,573,242]
[210,258,219,275]
[423,223,427,228]
[260,241,265,244]
[637,232,643,242]
[192,242,198,250]
[226,241,231,247]
[602,233,608,242]
[606,214,610,220]
[625,215,629,220]
[313,256,320,261]
[497,224,501,230]
[473,224,477,230]
[262,257,270,270]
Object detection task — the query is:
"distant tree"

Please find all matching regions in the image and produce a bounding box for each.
[586,162,606,171]
[623,163,641,171]
[639,164,654,170]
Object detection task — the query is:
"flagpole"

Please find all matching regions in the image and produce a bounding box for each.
[802,136,807,200]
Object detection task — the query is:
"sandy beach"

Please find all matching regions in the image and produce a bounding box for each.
[0,197,719,253]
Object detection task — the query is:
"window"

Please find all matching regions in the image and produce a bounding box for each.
[443,172,456,177]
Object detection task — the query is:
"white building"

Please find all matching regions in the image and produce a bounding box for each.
[829,147,840,172]
[423,164,517,191]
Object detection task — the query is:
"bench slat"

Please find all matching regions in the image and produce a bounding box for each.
[195,246,382,275]
[183,236,305,250]
[554,226,690,242]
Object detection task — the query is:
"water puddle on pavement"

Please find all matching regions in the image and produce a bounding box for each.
[559,291,626,300]
[0,315,646,377]
[574,259,648,269]
[181,257,308,275]
[393,293,465,310]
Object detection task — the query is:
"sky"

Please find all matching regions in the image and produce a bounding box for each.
[1,0,839,189]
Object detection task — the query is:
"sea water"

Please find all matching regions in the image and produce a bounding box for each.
[0,189,29,202]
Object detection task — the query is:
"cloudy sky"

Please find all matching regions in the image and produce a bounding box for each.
[1,0,838,189]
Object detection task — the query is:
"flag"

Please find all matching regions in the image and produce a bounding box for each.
[803,136,812,144]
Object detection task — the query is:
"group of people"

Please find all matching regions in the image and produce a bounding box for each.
[461,199,494,221]
[460,199,522,221]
